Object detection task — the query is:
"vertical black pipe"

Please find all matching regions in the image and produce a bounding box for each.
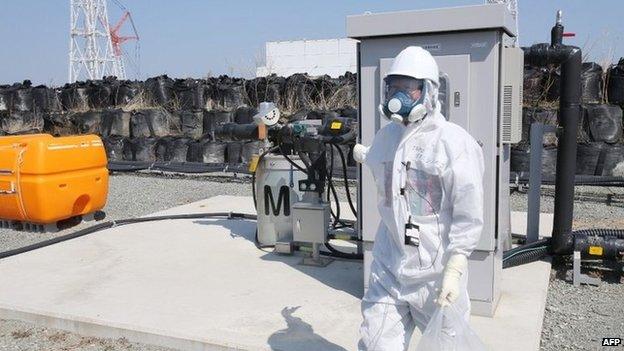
[551,48,582,254]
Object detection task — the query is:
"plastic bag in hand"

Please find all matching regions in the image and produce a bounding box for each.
[415,304,487,351]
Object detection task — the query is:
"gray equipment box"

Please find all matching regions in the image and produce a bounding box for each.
[348,3,522,317]
[292,201,331,244]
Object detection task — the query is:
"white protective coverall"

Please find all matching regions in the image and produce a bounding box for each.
[358,47,485,351]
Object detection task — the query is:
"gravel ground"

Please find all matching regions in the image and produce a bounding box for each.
[0,174,621,350]
[510,185,624,351]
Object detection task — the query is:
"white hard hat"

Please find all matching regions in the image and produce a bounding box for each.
[384,46,439,86]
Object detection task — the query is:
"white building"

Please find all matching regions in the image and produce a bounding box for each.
[256,38,357,78]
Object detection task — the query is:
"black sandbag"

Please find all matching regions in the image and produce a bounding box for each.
[284,73,317,110]
[60,83,90,110]
[145,75,174,107]
[101,108,130,137]
[241,141,262,164]
[173,79,206,110]
[186,140,203,162]
[187,139,227,163]
[577,142,624,176]
[325,80,357,110]
[170,137,191,162]
[510,145,558,177]
[226,142,243,164]
[87,79,115,109]
[130,108,180,137]
[71,110,102,134]
[601,144,624,176]
[287,109,309,122]
[245,75,284,107]
[308,110,339,120]
[0,111,44,135]
[32,85,57,112]
[155,137,174,161]
[335,106,358,120]
[545,68,561,102]
[114,80,143,106]
[179,110,203,139]
[523,66,547,104]
[0,86,11,111]
[219,84,245,110]
[607,58,624,104]
[585,104,622,143]
[43,112,73,136]
[203,110,233,138]
[103,136,126,161]
[234,106,257,124]
[210,76,245,110]
[581,62,603,104]
[128,137,157,162]
[10,82,34,112]
[521,107,559,145]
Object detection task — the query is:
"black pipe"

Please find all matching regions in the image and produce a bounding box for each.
[524,14,583,256]
[510,172,624,187]
[552,47,582,255]
[214,123,258,141]
[574,234,624,260]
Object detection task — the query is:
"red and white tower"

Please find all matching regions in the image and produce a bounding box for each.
[69,0,139,82]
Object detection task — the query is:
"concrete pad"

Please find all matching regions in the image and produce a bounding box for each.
[0,196,551,351]
[511,211,554,238]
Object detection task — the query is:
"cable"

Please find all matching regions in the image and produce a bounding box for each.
[0,212,256,260]
[251,146,279,210]
[332,144,358,217]
[324,243,363,260]
[327,147,340,225]
[279,145,307,173]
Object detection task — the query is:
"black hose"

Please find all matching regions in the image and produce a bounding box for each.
[252,146,279,210]
[573,228,624,239]
[327,148,341,225]
[279,145,307,173]
[324,243,363,260]
[332,144,358,217]
[0,212,257,260]
[502,237,551,269]
[503,246,550,269]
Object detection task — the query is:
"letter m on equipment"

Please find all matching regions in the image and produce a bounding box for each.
[264,185,290,216]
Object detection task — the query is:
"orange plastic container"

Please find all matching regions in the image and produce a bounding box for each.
[0,134,108,224]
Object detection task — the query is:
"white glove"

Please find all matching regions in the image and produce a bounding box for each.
[353,144,369,164]
[437,254,468,307]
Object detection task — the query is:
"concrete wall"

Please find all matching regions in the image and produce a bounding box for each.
[256,38,357,78]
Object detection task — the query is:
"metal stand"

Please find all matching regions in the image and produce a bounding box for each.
[527,123,557,243]
[572,251,600,287]
[301,243,333,267]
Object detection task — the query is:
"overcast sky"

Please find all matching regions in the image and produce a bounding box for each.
[0,0,621,85]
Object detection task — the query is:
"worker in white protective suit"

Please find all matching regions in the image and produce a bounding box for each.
[354,46,485,351]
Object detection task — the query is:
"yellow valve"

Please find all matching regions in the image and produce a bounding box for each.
[330,121,343,130]
[248,155,260,173]
[588,246,603,256]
